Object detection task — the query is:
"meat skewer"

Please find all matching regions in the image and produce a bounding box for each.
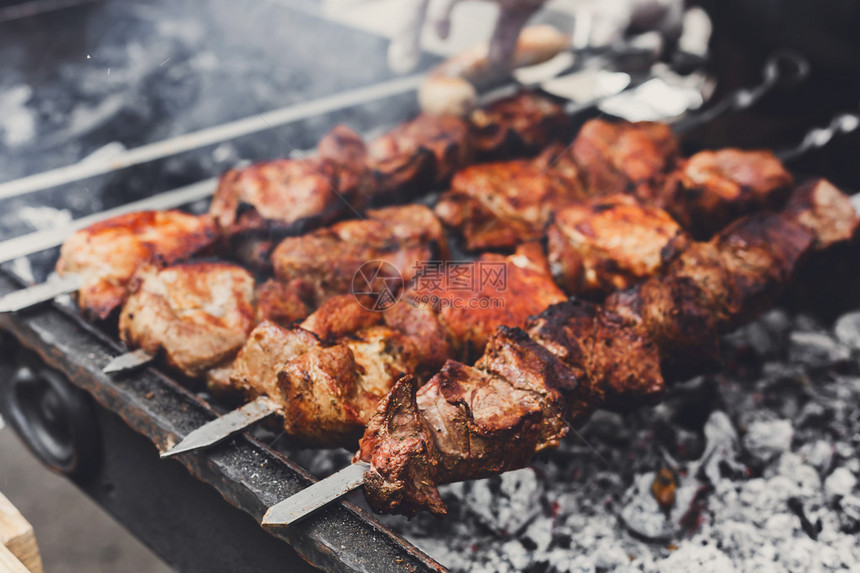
[162,243,565,456]
[0,52,796,314]
[0,210,219,315]
[261,178,859,526]
[207,90,567,241]
[155,124,843,455]
[437,118,794,253]
[103,204,449,375]
[0,91,567,315]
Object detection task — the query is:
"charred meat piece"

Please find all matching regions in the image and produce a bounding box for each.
[210,126,372,235]
[664,149,794,238]
[359,327,578,518]
[255,278,315,328]
[272,204,448,305]
[228,320,320,404]
[228,320,420,448]
[118,262,256,379]
[526,299,665,419]
[358,179,859,517]
[784,178,859,249]
[572,119,678,202]
[382,291,454,380]
[413,242,566,359]
[469,92,568,159]
[547,194,690,297]
[56,211,218,320]
[435,145,586,251]
[368,114,472,196]
[299,294,382,343]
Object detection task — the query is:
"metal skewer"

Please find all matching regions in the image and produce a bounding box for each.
[0,274,81,313]
[102,349,155,374]
[261,462,370,527]
[160,396,279,458]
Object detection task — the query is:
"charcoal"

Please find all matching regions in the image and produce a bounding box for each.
[833,311,860,351]
[837,494,860,532]
[798,440,835,473]
[788,331,851,366]
[824,468,857,502]
[696,410,746,485]
[742,419,793,464]
[619,473,674,541]
[463,468,543,536]
[658,543,734,572]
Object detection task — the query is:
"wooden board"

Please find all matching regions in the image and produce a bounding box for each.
[0,543,30,573]
[0,492,42,573]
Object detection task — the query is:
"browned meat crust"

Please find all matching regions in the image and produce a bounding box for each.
[469,92,569,159]
[56,211,218,320]
[357,179,858,517]
[572,119,679,202]
[209,153,372,237]
[412,243,567,359]
[272,204,448,305]
[664,149,794,238]
[228,315,423,447]
[118,262,256,379]
[547,194,690,297]
[435,145,586,251]
[368,114,472,197]
[254,278,315,328]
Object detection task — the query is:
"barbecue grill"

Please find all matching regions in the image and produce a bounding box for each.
[2,1,860,572]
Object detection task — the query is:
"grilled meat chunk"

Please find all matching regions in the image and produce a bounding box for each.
[572,119,678,201]
[358,180,859,517]
[56,211,218,320]
[272,204,448,305]
[413,243,566,358]
[784,178,859,248]
[299,294,382,343]
[368,114,472,195]
[469,92,568,159]
[210,126,372,235]
[547,194,690,297]
[229,320,320,404]
[383,291,454,372]
[664,149,794,238]
[118,262,255,379]
[435,145,586,251]
[254,278,315,327]
[229,320,420,447]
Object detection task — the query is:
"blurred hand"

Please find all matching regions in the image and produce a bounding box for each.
[570,0,684,50]
[388,0,548,74]
[388,0,685,74]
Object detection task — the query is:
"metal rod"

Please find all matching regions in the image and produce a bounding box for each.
[160,396,280,459]
[262,462,370,527]
[0,274,80,313]
[103,349,154,374]
[0,177,216,265]
[0,74,423,201]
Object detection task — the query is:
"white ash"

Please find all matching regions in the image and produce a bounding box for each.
[369,309,860,571]
[824,468,857,502]
[742,419,794,464]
